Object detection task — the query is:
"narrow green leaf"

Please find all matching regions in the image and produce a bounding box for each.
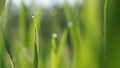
[19,1,28,47]
[64,1,81,68]
[51,35,57,68]
[56,29,68,68]
[82,0,102,68]
[105,0,120,68]
[28,7,43,57]
[33,27,39,68]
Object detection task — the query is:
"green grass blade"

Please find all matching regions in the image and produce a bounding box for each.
[29,7,43,68]
[103,0,108,67]
[0,26,10,68]
[2,1,13,64]
[19,1,28,47]
[33,27,39,68]
[56,29,68,68]
[16,1,33,68]
[105,0,120,68]
[83,0,102,68]
[33,40,38,68]
[51,34,57,68]
[28,7,43,56]
[64,1,81,68]
[0,1,12,67]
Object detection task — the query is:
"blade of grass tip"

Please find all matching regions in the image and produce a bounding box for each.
[28,7,43,57]
[56,29,68,68]
[33,7,43,30]
[29,7,43,68]
[51,33,57,68]
[64,0,74,22]
[19,0,28,47]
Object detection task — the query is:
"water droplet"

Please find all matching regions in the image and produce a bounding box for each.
[68,22,73,27]
[52,33,58,38]
[32,15,35,18]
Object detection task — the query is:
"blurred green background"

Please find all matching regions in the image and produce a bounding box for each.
[0,0,120,68]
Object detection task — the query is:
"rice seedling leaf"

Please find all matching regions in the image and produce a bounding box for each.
[56,29,68,68]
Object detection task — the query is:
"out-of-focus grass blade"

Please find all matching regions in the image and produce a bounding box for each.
[16,1,33,68]
[3,32,14,68]
[19,1,28,47]
[105,0,120,68]
[0,0,11,68]
[29,7,43,68]
[0,24,11,68]
[64,0,74,22]
[51,35,57,68]
[11,38,33,68]
[0,0,6,25]
[83,0,102,68]
[103,0,108,67]
[64,1,81,68]
[0,27,9,68]
[51,8,61,33]
[33,27,39,68]
[33,43,38,68]
[2,0,13,64]
[56,29,68,68]
[28,7,43,56]
[50,29,68,68]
